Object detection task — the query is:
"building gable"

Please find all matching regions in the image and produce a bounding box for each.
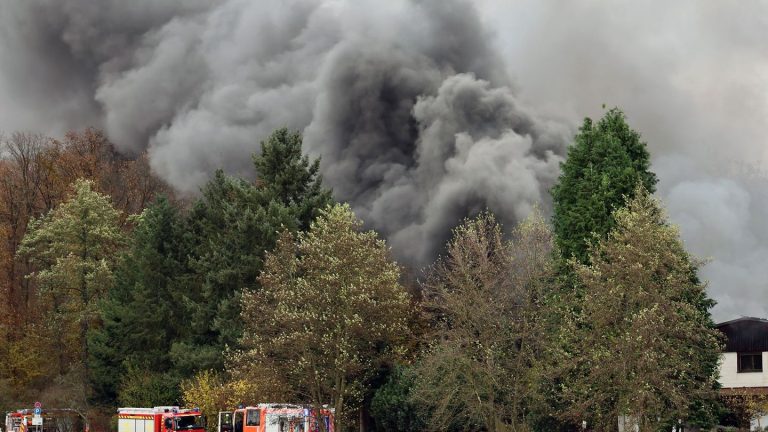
[717,317,768,353]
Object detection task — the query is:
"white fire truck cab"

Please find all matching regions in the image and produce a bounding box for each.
[118,407,205,432]
[218,404,333,432]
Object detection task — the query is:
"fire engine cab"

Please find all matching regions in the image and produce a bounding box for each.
[118,407,205,432]
[218,404,333,432]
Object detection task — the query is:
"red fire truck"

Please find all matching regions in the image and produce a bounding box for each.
[117,407,205,432]
[5,408,87,432]
[217,404,333,432]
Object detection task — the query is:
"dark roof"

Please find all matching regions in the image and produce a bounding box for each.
[716,317,768,352]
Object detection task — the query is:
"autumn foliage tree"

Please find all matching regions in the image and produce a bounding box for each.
[0,129,169,412]
[233,204,411,432]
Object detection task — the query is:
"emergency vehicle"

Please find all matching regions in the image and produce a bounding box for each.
[117,407,205,432]
[217,404,333,432]
[5,409,87,432]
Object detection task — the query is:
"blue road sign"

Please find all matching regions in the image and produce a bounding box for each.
[34,408,41,415]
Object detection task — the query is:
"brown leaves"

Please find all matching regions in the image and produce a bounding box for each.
[0,128,169,406]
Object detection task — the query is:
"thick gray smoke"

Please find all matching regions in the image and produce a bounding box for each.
[0,0,567,266]
[476,0,768,322]
[2,0,767,321]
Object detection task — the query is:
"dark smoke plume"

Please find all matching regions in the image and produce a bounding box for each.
[4,0,768,320]
[0,0,568,265]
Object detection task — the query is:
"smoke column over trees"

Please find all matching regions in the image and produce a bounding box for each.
[2,0,768,320]
[477,0,768,321]
[0,0,569,265]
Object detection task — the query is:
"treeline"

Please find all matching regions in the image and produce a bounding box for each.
[0,129,168,410]
[0,111,729,432]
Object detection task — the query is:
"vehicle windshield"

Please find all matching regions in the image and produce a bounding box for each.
[174,416,203,430]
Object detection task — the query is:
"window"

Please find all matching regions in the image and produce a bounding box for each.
[219,412,233,432]
[738,352,763,373]
[234,412,243,432]
[175,415,204,430]
[246,410,261,427]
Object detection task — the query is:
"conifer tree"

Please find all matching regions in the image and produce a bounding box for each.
[253,128,332,230]
[89,197,187,404]
[177,128,332,373]
[178,171,296,372]
[551,108,657,263]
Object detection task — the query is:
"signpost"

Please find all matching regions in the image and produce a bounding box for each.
[32,402,42,430]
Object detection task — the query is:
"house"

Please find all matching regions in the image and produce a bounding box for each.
[716,317,768,429]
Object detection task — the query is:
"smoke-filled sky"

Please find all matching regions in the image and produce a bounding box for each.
[1,0,766,322]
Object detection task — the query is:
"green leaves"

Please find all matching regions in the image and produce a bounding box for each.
[236,204,411,431]
[370,365,425,432]
[89,128,333,406]
[89,196,187,403]
[412,210,556,431]
[180,129,332,371]
[18,179,125,376]
[551,108,657,264]
[562,188,722,430]
[253,128,333,231]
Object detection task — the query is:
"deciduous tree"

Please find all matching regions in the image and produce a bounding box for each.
[411,211,555,432]
[561,188,722,431]
[17,179,126,383]
[234,204,411,432]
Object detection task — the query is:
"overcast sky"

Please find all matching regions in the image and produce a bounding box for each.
[476,1,768,322]
[1,0,766,321]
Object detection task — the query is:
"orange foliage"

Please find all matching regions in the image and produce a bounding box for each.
[0,128,171,406]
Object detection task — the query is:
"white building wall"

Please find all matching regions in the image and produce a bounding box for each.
[718,352,768,388]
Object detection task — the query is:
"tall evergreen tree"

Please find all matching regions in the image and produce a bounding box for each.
[89,196,188,404]
[176,128,332,374]
[546,109,659,430]
[551,108,657,263]
[253,128,332,230]
[177,171,297,373]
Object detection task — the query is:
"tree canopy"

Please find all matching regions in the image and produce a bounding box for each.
[176,128,332,373]
[234,204,411,432]
[89,196,188,404]
[551,108,657,263]
[561,187,722,431]
[412,210,556,432]
[17,179,125,377]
